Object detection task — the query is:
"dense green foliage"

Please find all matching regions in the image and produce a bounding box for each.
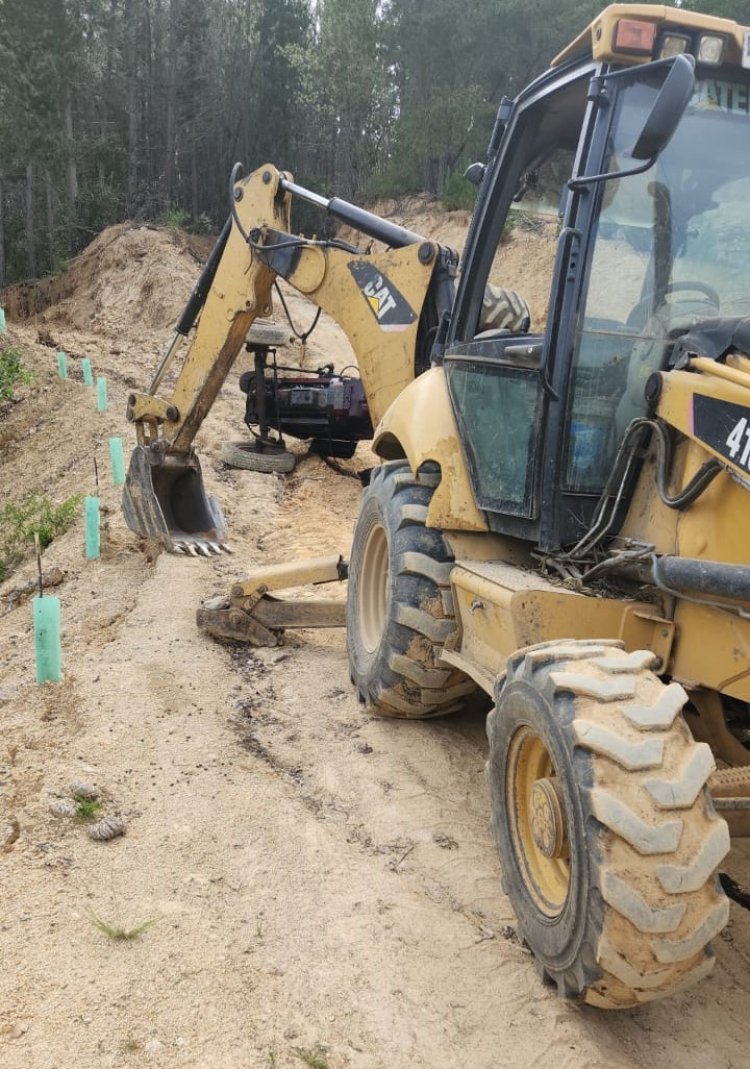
[0,0,747,284]
[0,490,81,581]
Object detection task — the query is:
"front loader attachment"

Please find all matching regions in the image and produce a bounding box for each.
[122,444,228,556]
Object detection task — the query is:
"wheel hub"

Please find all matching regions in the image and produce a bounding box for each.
[530,777,567,860]
[359,522,389,654]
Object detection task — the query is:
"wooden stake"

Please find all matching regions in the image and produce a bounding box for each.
[34,532,43,597]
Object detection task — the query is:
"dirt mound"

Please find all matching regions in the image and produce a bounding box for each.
[1,224,213,341]
[3,196,555,356]
[367,193,474,251]
[353,194,557,330]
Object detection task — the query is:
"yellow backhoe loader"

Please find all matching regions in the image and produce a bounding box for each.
[124,3,750,1008]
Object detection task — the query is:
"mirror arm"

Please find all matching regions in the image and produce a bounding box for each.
[567,155,655,192]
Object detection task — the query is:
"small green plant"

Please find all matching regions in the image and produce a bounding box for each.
[50,255,72,278]
[189,212,214,235]
[89,912,159,941]
[158,205,190,230]
[441,171,476,212]
[293,1048,330,1069]
[0,347,32,402]
[0,489,81,581]
[74,798,102,821]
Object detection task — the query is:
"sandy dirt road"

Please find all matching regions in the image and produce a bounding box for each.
[2,224,750,1069]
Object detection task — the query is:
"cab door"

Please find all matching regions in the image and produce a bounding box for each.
[444,61,596,542]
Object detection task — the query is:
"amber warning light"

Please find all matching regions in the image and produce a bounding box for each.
[614,18,657,55]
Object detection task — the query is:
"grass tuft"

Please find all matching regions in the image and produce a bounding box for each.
[88,911,159,942]
[293,1048,331,1069]
[0,347,32,403]
[74,798,102,821]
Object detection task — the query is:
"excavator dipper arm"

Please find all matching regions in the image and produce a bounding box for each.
[123,163,455,556]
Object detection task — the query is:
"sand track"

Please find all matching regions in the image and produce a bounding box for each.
[2,220,750,1068]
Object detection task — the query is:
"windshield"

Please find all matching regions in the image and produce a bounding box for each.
[565,68,750,494]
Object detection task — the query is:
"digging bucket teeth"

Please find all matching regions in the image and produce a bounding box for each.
[122,444,229,556]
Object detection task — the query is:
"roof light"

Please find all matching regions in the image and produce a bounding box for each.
[697,33,726,66]
[660,34,691,60]
[614,19,656,56]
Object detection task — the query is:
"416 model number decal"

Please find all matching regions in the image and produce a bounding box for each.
[693,394,750,471]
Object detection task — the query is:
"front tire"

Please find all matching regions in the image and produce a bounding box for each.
[347,462,476,718]
[487,639,730,1007]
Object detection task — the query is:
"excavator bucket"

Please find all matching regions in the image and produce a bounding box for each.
[122,444,229,555]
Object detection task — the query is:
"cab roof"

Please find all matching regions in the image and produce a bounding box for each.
[552,3,748,68]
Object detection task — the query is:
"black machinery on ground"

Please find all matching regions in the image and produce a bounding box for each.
[237,324,372,463]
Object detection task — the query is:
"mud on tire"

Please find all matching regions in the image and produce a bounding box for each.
[346,461,476,718]
[487,639,730,1007]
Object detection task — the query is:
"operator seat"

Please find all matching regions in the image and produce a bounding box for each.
[614,293,720,438]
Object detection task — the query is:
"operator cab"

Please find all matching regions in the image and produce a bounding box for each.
[444,5,750,551]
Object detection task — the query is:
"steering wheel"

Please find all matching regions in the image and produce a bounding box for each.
[626,281,720,330]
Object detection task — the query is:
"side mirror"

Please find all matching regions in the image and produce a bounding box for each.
[632,53,695,160]
[464,162,486,187]
[569,53,695,190]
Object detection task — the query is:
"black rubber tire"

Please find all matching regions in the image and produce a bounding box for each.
[220,440,296,473]
[346,462,476,718]
[487,639,729,1007]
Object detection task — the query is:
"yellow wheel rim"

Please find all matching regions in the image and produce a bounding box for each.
[506,726,571,917]
[359,522,389,653]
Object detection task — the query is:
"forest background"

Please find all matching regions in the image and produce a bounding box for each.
[0,0,748,286]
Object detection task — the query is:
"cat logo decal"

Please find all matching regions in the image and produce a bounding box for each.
[348,262,416,332]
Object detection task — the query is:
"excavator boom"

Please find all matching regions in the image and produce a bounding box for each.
[122,164,457,554]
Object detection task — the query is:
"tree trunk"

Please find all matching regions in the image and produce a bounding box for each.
[163,0,178,210]
[126,0,140,215]
[191,139,198,222]
[0,175,6,290]
[45,170,55,271]
[26,163,36,279]
[64,86,78,214]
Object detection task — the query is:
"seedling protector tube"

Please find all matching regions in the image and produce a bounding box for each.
[109,437,125,486]
[84,496,101,559]
[57,352,68,379]
[81,358,94,386]
[96,376,108,412]
[33,596,62,683]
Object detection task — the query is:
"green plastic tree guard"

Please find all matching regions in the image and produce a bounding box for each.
[33,596,62,683]
[57,352,68,379]
[84,496,101,559]
[109,437,125,486]
[81,358,94,386]
[0,307,6,332]
[96,376,108,412]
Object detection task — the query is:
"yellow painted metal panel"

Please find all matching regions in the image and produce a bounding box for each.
[553,4,746,68]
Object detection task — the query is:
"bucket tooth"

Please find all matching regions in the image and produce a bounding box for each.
[122,444,226,554]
